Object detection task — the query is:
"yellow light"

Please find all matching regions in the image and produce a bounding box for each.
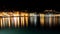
[20,12,25,27]
[24,13,28,27]
[17,17,20,28]
[49,14,52,27]
[1,19,2,28]
[8,17,10,28]
[20,12,29,27]
[40,14,44,26]
[16,12,20,28]
[25,17,28,27]
[2,17,5,28]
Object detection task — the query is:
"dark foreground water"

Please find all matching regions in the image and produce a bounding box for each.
[0,27,60,34]
[0,21,60,34]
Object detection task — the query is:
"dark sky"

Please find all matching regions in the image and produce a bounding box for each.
[0,0,60,11]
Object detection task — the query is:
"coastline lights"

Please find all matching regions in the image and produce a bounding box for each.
[0,10,60,28]
[0,12,29,28]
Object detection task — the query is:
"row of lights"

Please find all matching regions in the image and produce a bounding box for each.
[0,11,60,28]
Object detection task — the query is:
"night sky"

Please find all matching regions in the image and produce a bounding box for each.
[0,0,60,11]
[0,0,60,34]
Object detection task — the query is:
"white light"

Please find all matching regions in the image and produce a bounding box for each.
[34,14,37,26]
[30,13,34,24]
[30,16,34,24]
[14,17,17,27]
